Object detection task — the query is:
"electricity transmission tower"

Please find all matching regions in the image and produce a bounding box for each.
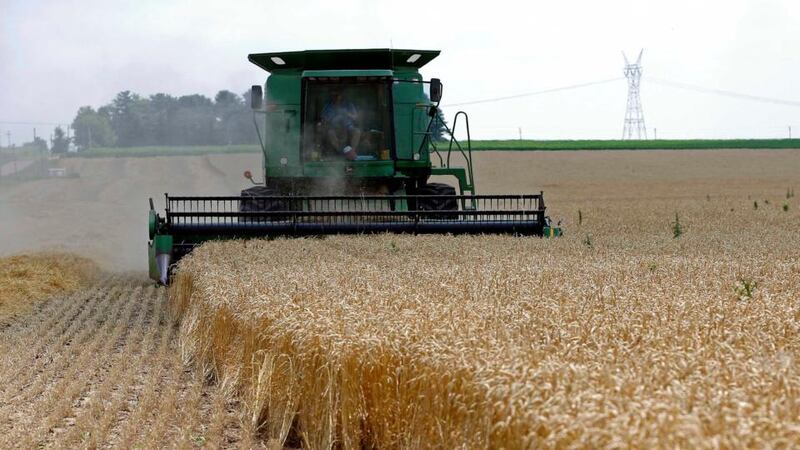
[622,50,647,140]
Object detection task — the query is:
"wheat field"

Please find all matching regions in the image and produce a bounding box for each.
[0,252,97,323]
[1,150,798,449]
[171,152,800,448]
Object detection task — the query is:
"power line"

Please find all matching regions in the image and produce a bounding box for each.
[442,74,800,110]
[648,77,800,108]
[442,77,623,107]
[0,121,67,126]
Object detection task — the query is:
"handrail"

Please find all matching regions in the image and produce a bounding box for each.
[445,111,475,191]
[414,103,445,167]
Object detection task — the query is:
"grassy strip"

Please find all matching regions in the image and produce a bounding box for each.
[65,139,800,158]
[0,148,47,160]
[66,145,261,158]
[464,138,800,151]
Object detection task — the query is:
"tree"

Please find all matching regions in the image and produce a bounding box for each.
[70,89,260,149]
[212,90,250,145]
[177,94,213,108]
[214,90,242,108]
[241,89,254,109]
[72,106,117,149]
[109,91,145,147]
[431,107,449,142]
[51,126,70,154]
[147,93,178,145]
[172,94,215,145]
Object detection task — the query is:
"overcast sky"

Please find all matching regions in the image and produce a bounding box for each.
[1,0,799,144]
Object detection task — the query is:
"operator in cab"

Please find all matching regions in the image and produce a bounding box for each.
[321,89,361,160]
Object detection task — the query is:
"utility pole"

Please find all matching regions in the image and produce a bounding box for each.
[9,132,16,176]
[518,127,522,140]
[654,128,657,140]
[622,50,647,140]
[41,128,47,176]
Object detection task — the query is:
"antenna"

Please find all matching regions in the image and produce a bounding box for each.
[622,49,647,140]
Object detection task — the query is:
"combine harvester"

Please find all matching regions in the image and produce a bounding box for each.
[149,49,561,284]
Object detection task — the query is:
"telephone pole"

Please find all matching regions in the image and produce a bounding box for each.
[9,132,16,175]
[622,50,647,140]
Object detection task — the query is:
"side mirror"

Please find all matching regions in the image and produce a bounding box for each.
[429,78,443,103]
[250,85,263,110]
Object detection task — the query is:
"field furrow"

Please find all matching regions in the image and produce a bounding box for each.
[0,281,124,432]
[0,277,243,449]
[0,277,115,389]
[16,284,140,448]
[56,286,155,447]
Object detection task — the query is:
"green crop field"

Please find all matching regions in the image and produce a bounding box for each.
[463,138,800,151]
[66,145,261,158]
[0,147,48,160]
[64,139,800,158]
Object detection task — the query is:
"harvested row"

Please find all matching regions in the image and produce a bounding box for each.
[171,204,800,449]
[0,276,248,449]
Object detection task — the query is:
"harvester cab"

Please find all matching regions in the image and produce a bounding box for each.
[148,49,561,284]
[245,49,469,196]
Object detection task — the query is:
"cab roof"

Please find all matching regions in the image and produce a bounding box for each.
[248,49,440,73]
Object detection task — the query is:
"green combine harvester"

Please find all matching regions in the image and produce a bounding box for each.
[149,49,561,284]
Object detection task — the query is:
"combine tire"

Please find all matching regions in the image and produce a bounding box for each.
[239,186,293,222]
[412,182,459,219]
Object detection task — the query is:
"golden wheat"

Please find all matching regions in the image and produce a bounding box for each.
[1,149,797,448]
[172,196,800,449]
[0,252,97,321]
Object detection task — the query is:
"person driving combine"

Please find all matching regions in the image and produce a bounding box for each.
[321,89,361,160]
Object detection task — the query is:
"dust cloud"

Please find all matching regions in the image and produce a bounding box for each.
[0,154,260,272]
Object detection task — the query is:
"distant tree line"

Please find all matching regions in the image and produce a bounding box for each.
[70,90,258,149]
[57,89,447,152]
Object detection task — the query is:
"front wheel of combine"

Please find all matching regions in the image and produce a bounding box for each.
[239,186,293,222]
[411,182,459,219]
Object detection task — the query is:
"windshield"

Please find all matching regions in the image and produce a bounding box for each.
[301,78,393,162]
